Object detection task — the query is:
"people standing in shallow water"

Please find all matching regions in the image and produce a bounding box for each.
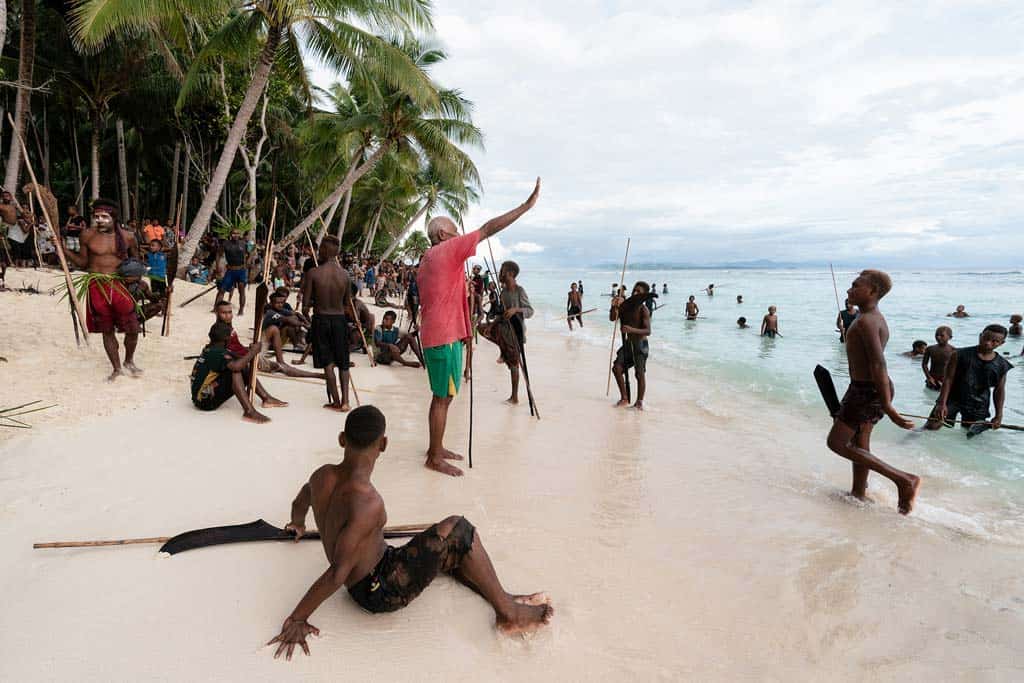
[922,326,954,390]
[826,269,919,515]
[903,341,927,358]
[837,299,858,343]
[267,406,553,660]
[566,282,583,330]
[760,306,780,338]
[610,282,652,411]
[948,305,970,318]
[662,283,667,295]
[685,295,699,320]
[926,325,1012,436]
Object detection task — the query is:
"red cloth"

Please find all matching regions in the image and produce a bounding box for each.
[417,231,479,349]
[227,329,247,356]
[86,279,140,334]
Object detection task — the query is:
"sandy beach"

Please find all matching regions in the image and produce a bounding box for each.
[2,269,1024,681]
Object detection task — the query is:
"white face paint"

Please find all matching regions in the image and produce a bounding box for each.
[94,211,114,231]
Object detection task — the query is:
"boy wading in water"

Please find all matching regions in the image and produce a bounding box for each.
[761,305,780,338]
[922,326,954,390]
[926,325,1012,436]
[826,270,920,514]
[268,406,553,660]
[610,282,652,410]
[479,261,534,405]
[566,281,583,330]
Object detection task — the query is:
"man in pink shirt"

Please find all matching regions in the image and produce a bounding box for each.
[418,178,541,476]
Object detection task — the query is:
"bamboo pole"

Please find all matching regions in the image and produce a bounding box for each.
[250,199,277,405]
[555,307,597,322]
[606,238,630,395]
[8,113,89,345]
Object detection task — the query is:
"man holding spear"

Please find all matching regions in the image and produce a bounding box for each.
[416,178,540,476]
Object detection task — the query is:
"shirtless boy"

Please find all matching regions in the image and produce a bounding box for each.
[1008,314,1022,337]
[902,341,927,358]
[268,406,553,660]
[737,317,748,329]
[566,282,583,330]
[685,295,699,321]
[60,198,143,381]
[826,270,919,514]
[948,305,970,318]
[373,310,423,367]
[761,306,780,338]
[922,326,954,390]
[301,236,353,412]
[926,325,1012,436]
[610,282,652,410]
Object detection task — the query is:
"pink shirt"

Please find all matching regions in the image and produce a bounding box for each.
[417,230,480,349]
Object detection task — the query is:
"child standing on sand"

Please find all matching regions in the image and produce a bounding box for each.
[760,306,780,338]
[826,270,919,514]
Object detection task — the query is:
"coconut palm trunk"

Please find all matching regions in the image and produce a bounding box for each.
[176,22,281,274]
[279,142,389,248]
[116,119,130,220]
[90,110,101,200]
[361,205,383,257]
[379,201,428,261]
[316,192,343,246]
[3,0,35,193]
[335,187,353,240]
[0,2,8,66]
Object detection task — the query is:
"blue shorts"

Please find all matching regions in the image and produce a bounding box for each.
[219,268,247,291]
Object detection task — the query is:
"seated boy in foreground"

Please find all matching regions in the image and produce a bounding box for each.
[825,270,919,514]
[268,406,554,660]
[373,310,423,367]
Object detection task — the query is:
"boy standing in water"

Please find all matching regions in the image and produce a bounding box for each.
[922,326,954,390]
[685,295,699,320]
[760,306,780,337]
[610,282,652,410]
[566,282,583,330]
[826,270,919,514]
[926,324,1012,435]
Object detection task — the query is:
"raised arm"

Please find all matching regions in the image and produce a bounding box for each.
[478,178,541,241]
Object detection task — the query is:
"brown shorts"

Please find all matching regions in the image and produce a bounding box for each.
[836,380,893,428]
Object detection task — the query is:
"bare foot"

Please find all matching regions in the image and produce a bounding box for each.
[897,475,921,515]
[496,356,504,365]
[505,397,519,405]
[614,399,629,408]
[262,397,289,408]
[323,402,348,413]
[124,361,143,377]
[511,592,551,607]
[242,410,270,424]
[497,601,554,635]
[403,361,422,368]
[425,456,464,477]
[441,448,463,461]
[106,369,123,382]
[633,401,644,411]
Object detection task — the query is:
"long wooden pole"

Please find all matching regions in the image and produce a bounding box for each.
[250,198,278,405]
[606,238,630,395]
[178,283,218,307]
[9,113,89,346]
[830,263,846,340]
[27,190,43,267]
[161,195,184,336]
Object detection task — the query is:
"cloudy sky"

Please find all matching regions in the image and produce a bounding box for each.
[324,1,1024,267]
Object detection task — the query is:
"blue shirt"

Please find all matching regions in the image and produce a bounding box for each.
[374,326,399,346]
[365,266,376,285]
[147,251,167,280]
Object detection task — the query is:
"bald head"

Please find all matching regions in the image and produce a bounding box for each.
[427,216,459,245]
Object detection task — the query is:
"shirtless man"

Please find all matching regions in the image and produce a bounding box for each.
[215,228,249,315]
[215,300,323,381]
[610,282,653,410]
[267,406,553,660]
[826,270,919,514]
[60,198,143,381]
[417,178,540,476]
[566,281,583,330]
[685,295,699,321]
[761,306,780,338]
[922,326,954,390]
[301,236,353,412]
[948,304,970,318]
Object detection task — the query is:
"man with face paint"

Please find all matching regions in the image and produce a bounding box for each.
[61,198,143,381]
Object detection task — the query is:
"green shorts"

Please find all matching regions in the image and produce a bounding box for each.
[424,342,463,398]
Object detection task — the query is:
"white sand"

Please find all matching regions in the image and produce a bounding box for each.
[2,268,1023,681]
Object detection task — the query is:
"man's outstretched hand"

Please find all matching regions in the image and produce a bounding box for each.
[267,617,320,660]
[524,177,541,210]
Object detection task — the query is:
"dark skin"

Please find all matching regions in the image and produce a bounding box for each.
[215,304,324,381]
[301,244,352,412]
[424,178,541,477]
[268,428,553,660]
[214,230,249,314]
[206,339,284,423]
[927,330,1007,431]
[375,314,423,367]
[610,284,652,411]
[685,297,699,320]
[263,296,308,363]
[567,284,583,330]
[825,273,919,514]
[60,209,142,381]
[760,307,779,336]
[922,328,955,390]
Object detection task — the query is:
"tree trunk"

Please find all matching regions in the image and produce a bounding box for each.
[379,201,428,261]
[316,191,343,247]
[4,0,35,193]
[168,140,180,218]
[41,103,49,186]
[361,206,383,257]
[71,119,84,211]
[181,140,190,235]
[90,110,101,201]
[177,22,281,273]
[279,142,389,248]
[336,187,352,240]
[115,119,130,221]
[0,1,8,65]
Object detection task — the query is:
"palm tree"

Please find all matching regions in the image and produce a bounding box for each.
[70,0,437,270]
[4,0,36,193]
[277,36,482,247]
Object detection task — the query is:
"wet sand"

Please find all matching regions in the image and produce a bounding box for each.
[2,271,1023,681]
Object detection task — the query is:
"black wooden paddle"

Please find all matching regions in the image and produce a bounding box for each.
[814,365,841,417]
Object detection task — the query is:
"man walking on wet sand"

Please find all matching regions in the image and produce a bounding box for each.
[826,270,920,514]
[417,178,541,476]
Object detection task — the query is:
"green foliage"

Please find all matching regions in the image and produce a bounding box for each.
[400,230,429,259]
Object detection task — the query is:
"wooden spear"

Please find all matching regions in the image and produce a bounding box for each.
[606,238,630,396]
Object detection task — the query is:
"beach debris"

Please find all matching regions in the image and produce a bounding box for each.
[0,400,57,429]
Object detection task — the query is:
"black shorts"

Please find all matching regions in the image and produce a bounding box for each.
[837,380,892,429]
[150,278,167,297]
[929,400,987,427]
[311,313,350,370]
[347,517,475,614]
[615,338,648,374]
[193,370,235,411]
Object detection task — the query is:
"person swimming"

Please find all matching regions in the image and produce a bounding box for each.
[948,305,970,318]
[737,317,748,329]
[1009,314,1022,337]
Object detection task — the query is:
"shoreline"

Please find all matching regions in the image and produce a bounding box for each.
[2,269,1024,680]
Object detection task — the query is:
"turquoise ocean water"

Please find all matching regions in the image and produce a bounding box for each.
[507,266,1024,541]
